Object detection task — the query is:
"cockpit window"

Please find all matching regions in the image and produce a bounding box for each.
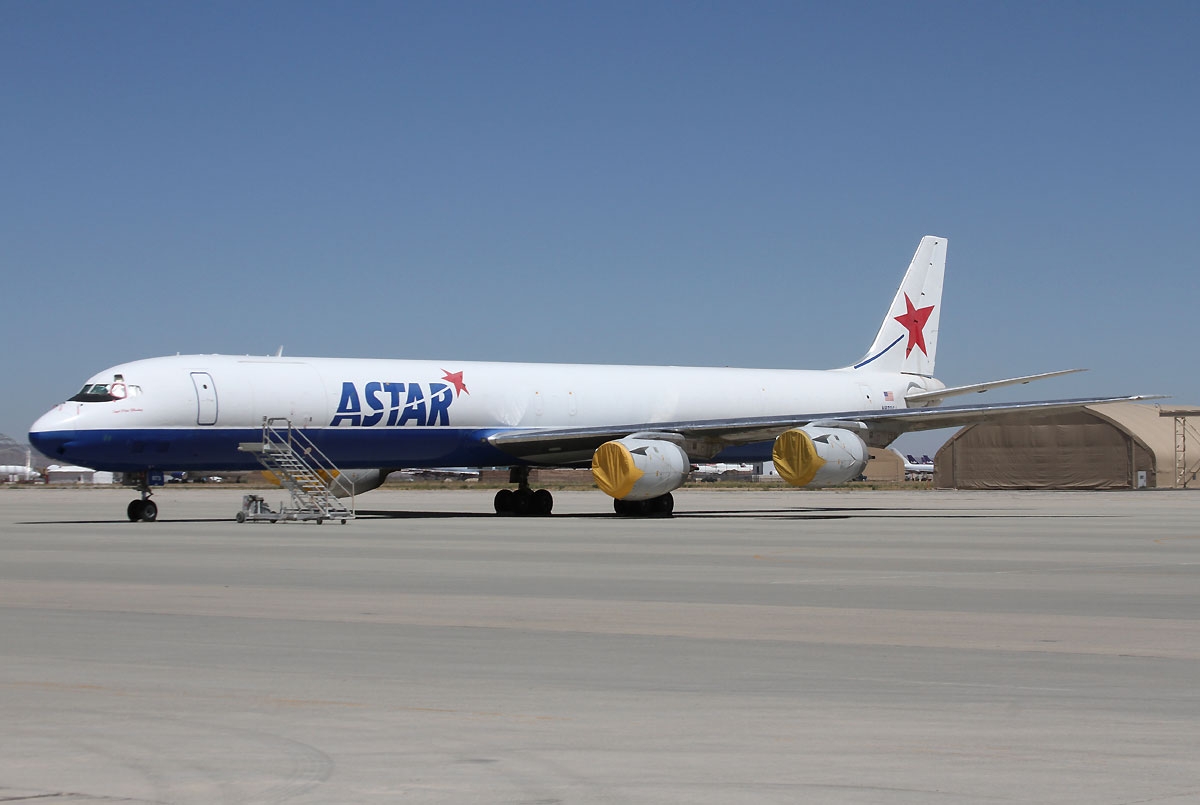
[69,383,141,403]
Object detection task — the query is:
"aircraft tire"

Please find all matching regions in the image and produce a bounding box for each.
[511,489,533,516]
[614,495,673,517]
[236,511,247,523]
[533,488,553,516]
[127,500,144,522]
[140,500,158,522]
[494,488,514,514]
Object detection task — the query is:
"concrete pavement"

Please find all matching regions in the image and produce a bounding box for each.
[1,486,1198,803]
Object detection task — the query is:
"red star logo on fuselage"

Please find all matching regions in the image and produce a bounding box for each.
[894,293,935,358]
[441,369,469,396]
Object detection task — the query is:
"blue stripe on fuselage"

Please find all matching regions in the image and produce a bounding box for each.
[30,426,780,472]
[708,441,775,462]
[29,427,519,472]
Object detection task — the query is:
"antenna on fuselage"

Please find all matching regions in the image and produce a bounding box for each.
[274,346,284,357]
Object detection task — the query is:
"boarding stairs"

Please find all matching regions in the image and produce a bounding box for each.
[237,417,355,523]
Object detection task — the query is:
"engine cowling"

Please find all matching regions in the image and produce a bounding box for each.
[326,468,390,498]
[261,468,389,498]
[592,436,690,501]
[772,426,869,488]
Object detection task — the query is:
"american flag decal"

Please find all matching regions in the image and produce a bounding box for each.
[883,390,894,401]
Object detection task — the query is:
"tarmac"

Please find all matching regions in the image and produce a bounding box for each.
[1,485,1198,804]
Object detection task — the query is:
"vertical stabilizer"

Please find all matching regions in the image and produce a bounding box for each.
[852,235,946,377]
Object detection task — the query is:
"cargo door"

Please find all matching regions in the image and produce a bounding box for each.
[247,362,326,429]
[191,372,218,425]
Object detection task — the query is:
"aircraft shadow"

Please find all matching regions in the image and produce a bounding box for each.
[355,507,858,520]
[356,506,1098,521]
[22,517,242,525]
[20,510,847,524]
[19,507,1098,525]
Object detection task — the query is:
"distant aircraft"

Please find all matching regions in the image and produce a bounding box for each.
[0,449,40,482]
[402,467,482,481]
[29,236,1150,521]
[691,462,756,479]
[889,448,935,477]
[0,466,40,482]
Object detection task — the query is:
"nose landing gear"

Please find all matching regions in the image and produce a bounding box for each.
[127,497,158,522]
[125,472,159,522]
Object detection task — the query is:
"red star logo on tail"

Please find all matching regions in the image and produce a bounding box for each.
[441,369,469,396]
[894,294,935,357]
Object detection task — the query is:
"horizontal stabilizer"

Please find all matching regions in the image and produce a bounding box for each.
[905,369,1085,404]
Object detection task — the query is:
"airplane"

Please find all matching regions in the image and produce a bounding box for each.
[28,236,1152,522]
[0,448,41,482]
[888,447,935,477]
[690,462,756,479]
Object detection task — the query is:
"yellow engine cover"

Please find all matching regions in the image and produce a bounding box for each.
[591,441,645,499]
[591,436,691,500]
[771,428,826,487]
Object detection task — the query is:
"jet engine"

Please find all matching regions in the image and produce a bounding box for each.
[772,426,869,488]
[261,468,390,498]
[591,435,690,501]
[326,468,390,498]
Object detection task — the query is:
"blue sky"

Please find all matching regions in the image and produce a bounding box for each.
[3,1,1197,455]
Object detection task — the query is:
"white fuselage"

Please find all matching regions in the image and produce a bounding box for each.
[29,354,934,472]
[0,466,39,481]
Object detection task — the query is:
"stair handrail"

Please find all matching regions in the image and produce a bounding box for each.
[261,417,356,514]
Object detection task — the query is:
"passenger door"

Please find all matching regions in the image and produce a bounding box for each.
[191,372,218,425]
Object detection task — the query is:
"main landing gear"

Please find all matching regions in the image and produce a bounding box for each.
[125,472,158,522]
[493,467,553,516]
[613,493,674,517]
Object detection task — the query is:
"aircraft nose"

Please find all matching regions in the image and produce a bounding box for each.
[29,430,75,458]
[29,406,79,458]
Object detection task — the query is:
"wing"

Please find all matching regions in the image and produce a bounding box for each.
[486,395,1161,463]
